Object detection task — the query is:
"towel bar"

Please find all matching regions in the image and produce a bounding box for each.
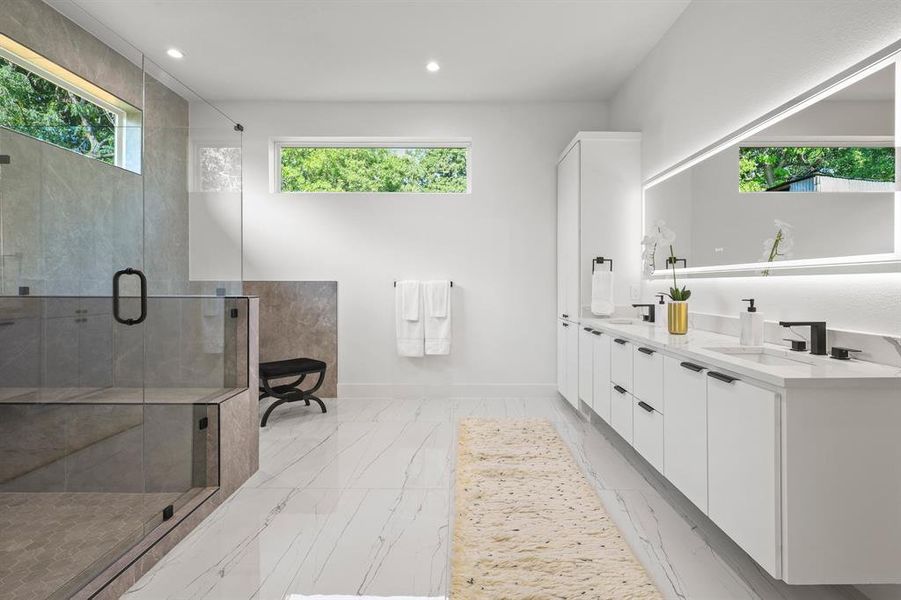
[592,257,613,273]
[394,281,454,287]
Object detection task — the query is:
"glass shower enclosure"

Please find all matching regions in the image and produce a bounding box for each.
[0,17,245,600]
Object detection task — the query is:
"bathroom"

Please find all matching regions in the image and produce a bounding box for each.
[0,0,899,599]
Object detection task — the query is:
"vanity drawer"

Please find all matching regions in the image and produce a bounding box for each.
[633,397,663,472]
[610,337,632,390]
[610,383,633,444]
[633,345,663,410]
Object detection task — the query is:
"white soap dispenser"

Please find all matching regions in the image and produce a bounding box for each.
[740,298,764,346]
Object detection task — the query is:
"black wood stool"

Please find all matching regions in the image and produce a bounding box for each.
[259,358,327,426]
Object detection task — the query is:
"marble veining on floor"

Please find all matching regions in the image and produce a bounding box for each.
[126,397,869,600]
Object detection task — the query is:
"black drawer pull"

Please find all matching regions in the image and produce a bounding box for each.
[561,313,569,319]
[613,385,627,395]
[591,330,602,336]
[583,327,594,332]
[562,322,569,328]
[680,361,704,372]
[637,401,655,413]
[637,347,655,355]
[708,371,738,384]
[613,338,627,345]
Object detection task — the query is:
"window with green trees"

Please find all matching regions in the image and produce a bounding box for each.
[280,145,469,193]
[0,55,120,164]
[739,146,895,192]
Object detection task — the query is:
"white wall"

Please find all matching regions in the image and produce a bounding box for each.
[610,0,901,339]
[193,101,606,394]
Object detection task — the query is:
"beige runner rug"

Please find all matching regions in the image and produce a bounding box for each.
[451,418,661,599]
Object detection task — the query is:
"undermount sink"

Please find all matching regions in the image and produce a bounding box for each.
[705,346,814,367]
[607,318,643,325]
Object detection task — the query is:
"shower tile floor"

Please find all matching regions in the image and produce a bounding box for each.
[0,491,180,600]
[123,397,875,600]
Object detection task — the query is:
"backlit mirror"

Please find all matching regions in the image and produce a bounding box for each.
[644,57,898,276]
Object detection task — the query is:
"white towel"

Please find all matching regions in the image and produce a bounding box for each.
[423,280,451,355]
[590,270,615,316]
[396,281,424,357]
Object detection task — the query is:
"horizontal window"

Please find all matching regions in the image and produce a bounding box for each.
[0,33,141,172]
[276,140,470,193]
[739,145,895,192]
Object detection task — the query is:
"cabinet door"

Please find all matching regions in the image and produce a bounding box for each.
[556,144,580,321]
[708,374,779,577]
[610,383,633,444]
[633,398,664,472]
[591,332,611,422]
[633,345,663,409]
[578,328,594,405]
[610,337,632,390]
[663,357,708,512]
[565,322,579,408]
[557,320,567,397]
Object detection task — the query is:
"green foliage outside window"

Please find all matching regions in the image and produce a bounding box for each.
[739,146,895,191]
[281,146,468,193]
[0,56,117,163]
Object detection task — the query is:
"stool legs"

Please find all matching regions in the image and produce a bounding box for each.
[259,368,327,427]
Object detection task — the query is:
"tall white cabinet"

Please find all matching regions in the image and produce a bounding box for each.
[556,132,641,409]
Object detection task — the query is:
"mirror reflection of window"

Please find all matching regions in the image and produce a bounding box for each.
[739,146,894,192]
[643,60,897,273]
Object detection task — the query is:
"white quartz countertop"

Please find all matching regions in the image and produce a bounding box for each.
[579,317,901,389]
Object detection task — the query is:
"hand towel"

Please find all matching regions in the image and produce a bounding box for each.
[590,270,615,316]
[423,280,451,355]
[396,281,424,357]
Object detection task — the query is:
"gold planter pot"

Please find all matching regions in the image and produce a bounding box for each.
[667,301,688,335]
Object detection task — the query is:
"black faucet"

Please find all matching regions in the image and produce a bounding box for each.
[778,321,827,355]
[632,303,656,323]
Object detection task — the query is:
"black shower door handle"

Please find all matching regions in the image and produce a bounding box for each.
[113,268,147,325]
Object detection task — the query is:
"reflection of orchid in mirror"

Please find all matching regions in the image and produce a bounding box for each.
[760,219,795,276]
[641,221,676,278]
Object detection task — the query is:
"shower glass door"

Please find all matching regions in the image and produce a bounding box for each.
[0,34,240,599]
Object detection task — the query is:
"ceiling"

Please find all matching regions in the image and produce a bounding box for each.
[61,0,690,103]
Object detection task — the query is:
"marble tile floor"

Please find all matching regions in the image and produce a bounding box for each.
[125,397,870,600]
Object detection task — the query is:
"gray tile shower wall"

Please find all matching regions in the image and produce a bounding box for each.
[0,0,143,109]
[243,282,338,397]
[0,0,200,298]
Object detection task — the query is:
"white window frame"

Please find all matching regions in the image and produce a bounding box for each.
[270,137,472,194]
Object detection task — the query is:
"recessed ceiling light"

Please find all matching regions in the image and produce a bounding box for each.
[426,61,440,73]
[166,48,184,59]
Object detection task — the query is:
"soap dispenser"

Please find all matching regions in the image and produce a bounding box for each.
[740,298,764,346]
[655,293,667,329]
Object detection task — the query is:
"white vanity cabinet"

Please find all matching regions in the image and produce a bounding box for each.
[631,345,664,472]
[610,337,632,390]
[578,327,595,406]
[578,321,901,584]
[662,357,708,512]
[632,345,663,408]
[632,397,663,472]
[610,383,633,443]
[556,143,579,322]
[707,372,779,577]
[557,320,579,408]
[591,331,611,421]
